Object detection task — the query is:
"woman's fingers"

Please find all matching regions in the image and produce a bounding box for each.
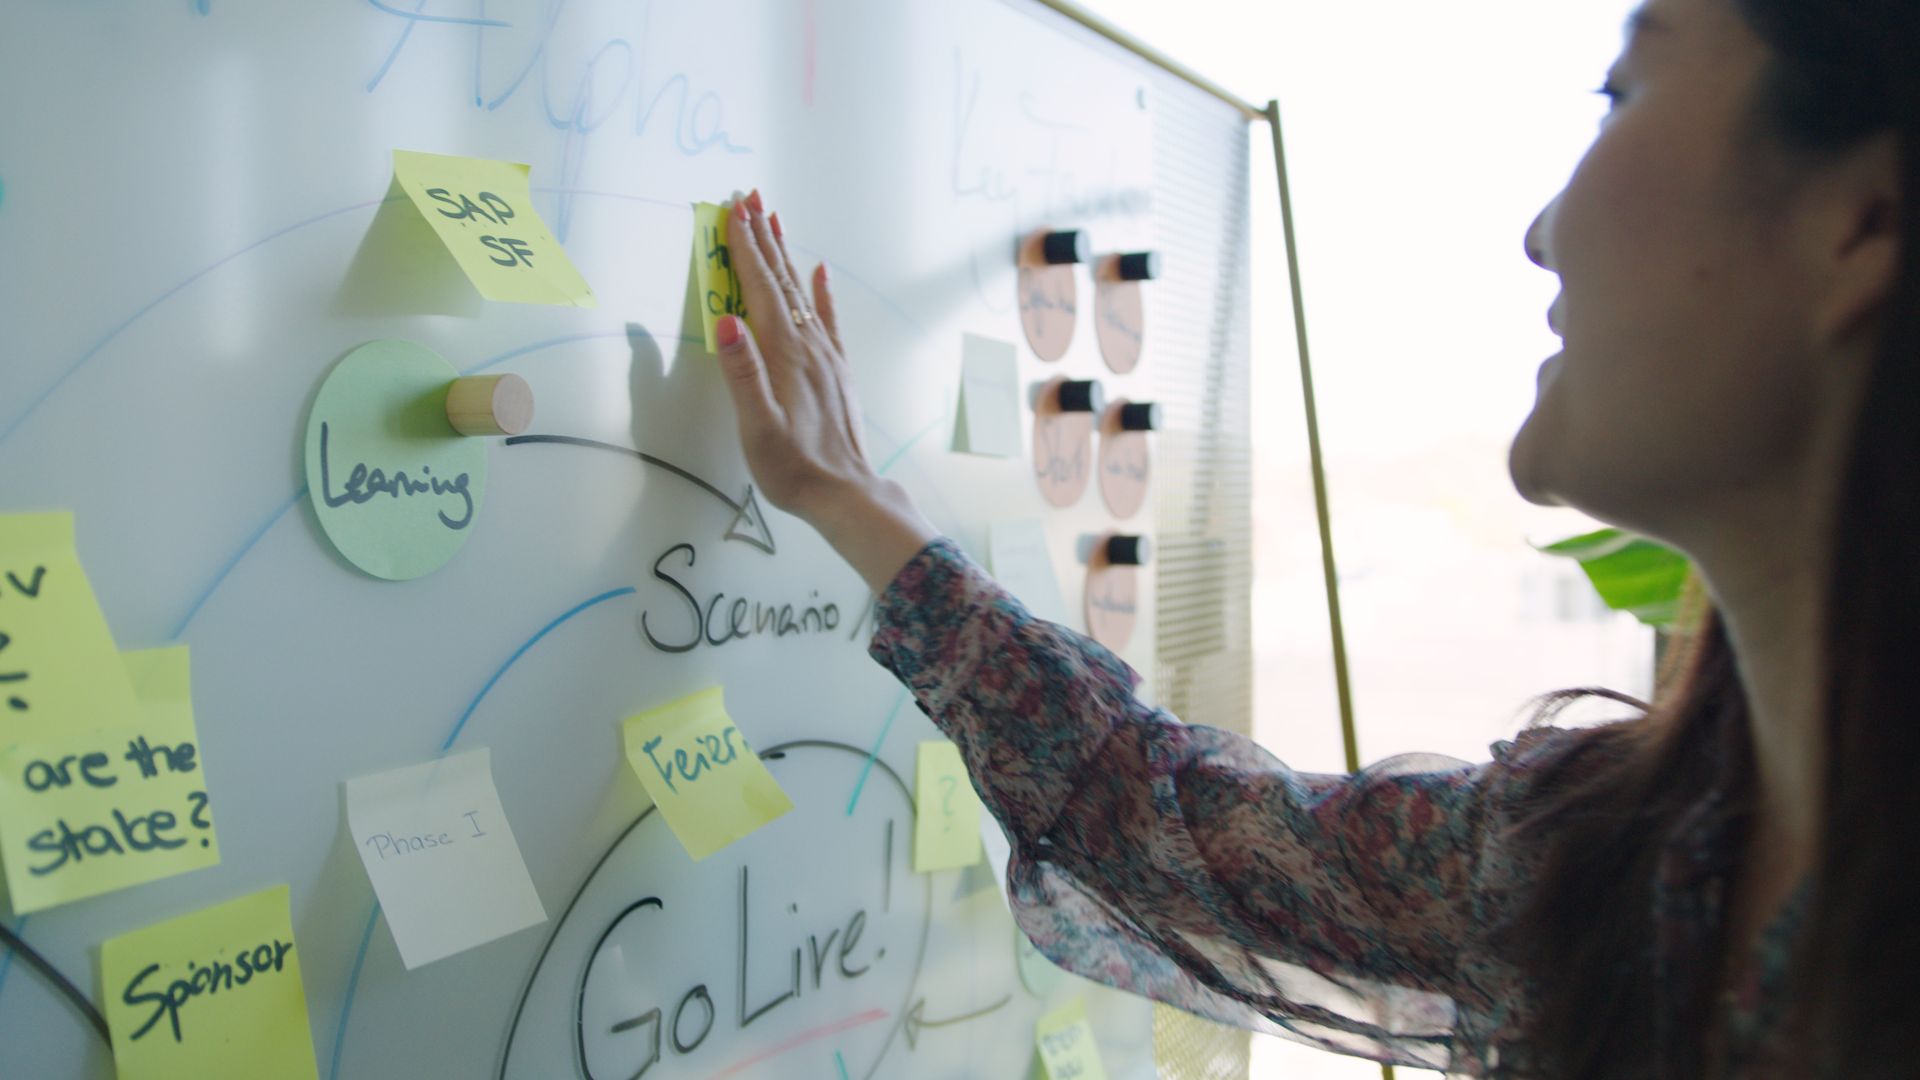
[768,211,813,311]
[725,198,793,337]
[713,315,782,440]
[745,194,809,323]
[812,263,844,355]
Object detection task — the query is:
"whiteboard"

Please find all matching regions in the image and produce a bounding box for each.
[0,1,1251,1077]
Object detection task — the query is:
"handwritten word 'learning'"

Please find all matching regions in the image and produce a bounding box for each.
[318,422,473,529]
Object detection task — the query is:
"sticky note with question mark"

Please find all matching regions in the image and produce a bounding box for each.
[914,740,984,872]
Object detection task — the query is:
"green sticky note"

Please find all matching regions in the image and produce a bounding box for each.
[0,512,144,746]
[914,740,984,872]
[102,885,320,1080]
[390,149,597,308]
[622,687,792,861]
[0,646,220,913]
[691,201,749,352]
[1035,998,1108,1080]
[304,340,488,580]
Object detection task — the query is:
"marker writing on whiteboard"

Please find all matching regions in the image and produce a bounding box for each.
[0,564,47,711]
[317,422,474,529]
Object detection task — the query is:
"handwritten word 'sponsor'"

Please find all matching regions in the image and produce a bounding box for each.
[304,340,489,580]
[345,748,547,970]
[102,885,321,1080]
[692,201,748,352]
[0,645,220,913]
[391,149,596,308]
[0,512,146,745]
[623,687,793,861]
[914,740,984,872]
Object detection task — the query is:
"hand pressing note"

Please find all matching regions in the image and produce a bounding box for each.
[714,191,939,594]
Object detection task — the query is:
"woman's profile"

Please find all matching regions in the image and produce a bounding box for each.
[707,0,1916,1073]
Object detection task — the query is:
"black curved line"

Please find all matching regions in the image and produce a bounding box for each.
[0,921,109,1047]
[504,435,741,512]
[499,741,926,1080]
[499,804,659,1080]
[576,898,664,1080]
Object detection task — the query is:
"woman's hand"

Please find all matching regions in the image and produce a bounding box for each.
[716,191,939,595]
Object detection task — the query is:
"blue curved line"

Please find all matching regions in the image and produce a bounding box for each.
[326,903,383,1080]
[0,196,399,450]
[365,0,508,26]
[785,246,924,335]
[877,413,947,476]
[847,687,909,816]
[365,7,420,92]
[327,585,639,1075]
[440,586,636,752]
[173,488,305,639]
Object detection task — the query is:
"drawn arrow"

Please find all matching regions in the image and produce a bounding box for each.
[902,993,1013,1049]
[505,434,776,554]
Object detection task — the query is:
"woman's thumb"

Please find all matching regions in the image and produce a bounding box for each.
[715,315,778,431]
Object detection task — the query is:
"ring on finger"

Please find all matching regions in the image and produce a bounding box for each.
[790,307,815,327]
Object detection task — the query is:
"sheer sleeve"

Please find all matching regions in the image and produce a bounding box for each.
[869,539,1568,1074]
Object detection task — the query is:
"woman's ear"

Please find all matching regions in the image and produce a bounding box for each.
[1802,131,1901,347]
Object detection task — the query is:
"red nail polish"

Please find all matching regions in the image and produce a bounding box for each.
[818,262,832,283]
[732,199,748,221]
[747,189,764,213]
[716,315,745,348]
[770,212,784,239]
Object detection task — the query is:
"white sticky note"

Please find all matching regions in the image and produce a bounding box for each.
[952,334,1022,457]
[988,519,1072,626]
[345,748,547,970]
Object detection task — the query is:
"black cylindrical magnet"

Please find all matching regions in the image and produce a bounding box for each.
[1117,402,1161,431]
[1106,535,1151,565]
[1043,230,1091,265]
[1058,380,1105,413]
[1116,251,1161,281]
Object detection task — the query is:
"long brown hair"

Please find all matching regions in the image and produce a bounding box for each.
[1510,2,1920,1076]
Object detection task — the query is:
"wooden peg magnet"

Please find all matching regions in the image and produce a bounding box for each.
[446,373,535,436]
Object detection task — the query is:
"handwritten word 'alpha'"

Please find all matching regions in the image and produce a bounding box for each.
[122,937,295,1043]
[640,543,842,654]
[318,422,473,529]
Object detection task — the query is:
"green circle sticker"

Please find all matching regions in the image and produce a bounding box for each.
[304,340,487,580]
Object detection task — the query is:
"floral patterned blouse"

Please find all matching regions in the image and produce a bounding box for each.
[868,539,1798,1077]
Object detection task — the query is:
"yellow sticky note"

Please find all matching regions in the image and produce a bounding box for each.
[0,512,144,745]
[914,740,984,872]
[0,646,220,913]
[390,150,597,308]
[622,687,792,861]
[691,201,749,352]
[102,885,320,1080]
[1036,998,1108,1080]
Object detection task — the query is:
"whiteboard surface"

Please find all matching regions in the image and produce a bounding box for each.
[0,1,1246,1076]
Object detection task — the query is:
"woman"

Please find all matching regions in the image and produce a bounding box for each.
[708,0,1915,1074]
